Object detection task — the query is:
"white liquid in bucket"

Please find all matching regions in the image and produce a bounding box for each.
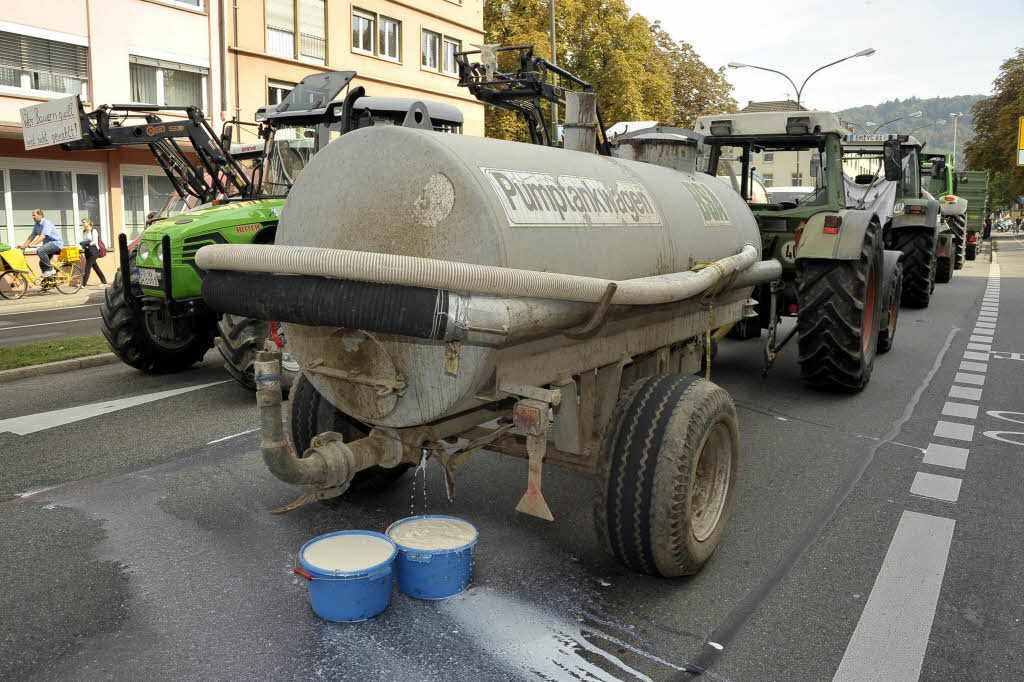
[303,534,394,572]
[388,517,477,550]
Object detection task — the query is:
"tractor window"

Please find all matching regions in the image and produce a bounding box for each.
[261,125,317,196]
[901,149,920,198]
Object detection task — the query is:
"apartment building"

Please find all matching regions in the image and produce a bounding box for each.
[0,0,483,282]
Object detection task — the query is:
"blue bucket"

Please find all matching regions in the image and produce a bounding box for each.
[386,515,479,600]
[295,530,397,622]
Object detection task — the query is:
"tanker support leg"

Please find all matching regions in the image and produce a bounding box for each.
[513,399,556,521]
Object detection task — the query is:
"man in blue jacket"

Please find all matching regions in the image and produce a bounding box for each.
[20,209,63,277]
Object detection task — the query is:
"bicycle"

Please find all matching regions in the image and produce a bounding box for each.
[0,245,84,300]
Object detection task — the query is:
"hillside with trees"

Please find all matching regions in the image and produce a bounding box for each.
[839,95,984,156]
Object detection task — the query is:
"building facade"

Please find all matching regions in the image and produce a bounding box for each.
[0,0,483,283]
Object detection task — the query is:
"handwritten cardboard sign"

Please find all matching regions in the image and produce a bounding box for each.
[20,95,82,150]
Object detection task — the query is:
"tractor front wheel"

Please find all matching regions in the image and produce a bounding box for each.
[216,315,297,394]
[877,262,903,354]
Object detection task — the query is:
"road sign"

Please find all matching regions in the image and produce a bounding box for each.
[19,95,82,150]
[1018,116,1024,166]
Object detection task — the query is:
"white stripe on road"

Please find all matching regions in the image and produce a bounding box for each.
[206,427,261,445]
[963,351,990,362]
[0,381,230,435]
[942,401,979,419]
[972,329,994,336]
[959,361,988,373]
[0,303,102,318]
[834,511,955,682]
[966,343,992,352]
[933,420,975,441]
[910,472,962,502]
[948,385,982,401]
[923,443,969,470]
[953,372,985,385]
[975,322,996,329]
[969,336,991,344]
[0,316,100,331]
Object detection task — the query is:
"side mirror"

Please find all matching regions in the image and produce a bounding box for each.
[883,139,901,181]
[220,124,233,150]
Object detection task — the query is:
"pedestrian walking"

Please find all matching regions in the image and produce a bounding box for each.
[79,218,107,286]
[19,209,63,276]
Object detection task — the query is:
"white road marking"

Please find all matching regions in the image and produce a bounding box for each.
[987,410,1024,425]
[953,372,985,385]
[942,401,979,419]
[976,322,996,329]
[910,472,962,502]
[0,303,102,318]
[967,343,992,352]
[933,420,975,441]
[0,381,230,435]
[206,427,261,445]
[977,317,998,324]
[972,329,994,337]
[969,336,991,343]
[0,316,100,331]
[948,385,982,401]
[959,361,988,373]
[834,511,955,682]
[963,351,990,362]
[923,443,969,469]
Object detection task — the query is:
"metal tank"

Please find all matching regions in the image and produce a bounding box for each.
[270,126,760,427]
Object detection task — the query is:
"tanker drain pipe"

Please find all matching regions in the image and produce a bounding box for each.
[255,350,397,493]
[196,243,760,306]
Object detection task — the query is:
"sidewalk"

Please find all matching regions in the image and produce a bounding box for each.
[0,285,108,315]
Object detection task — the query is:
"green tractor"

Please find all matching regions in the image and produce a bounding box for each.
[62,71,463,390]
[920,152,970,271]
[954,169,990,260]
[695,111,904,391]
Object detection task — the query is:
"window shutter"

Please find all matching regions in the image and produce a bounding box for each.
[129,55,208,75]
[266,0,295,31]
[0,31,88,79]
[299,0,326,61]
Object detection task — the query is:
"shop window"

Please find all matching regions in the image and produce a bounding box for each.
[10,169,74,246]
[129,55,207,110]
[0,30,89,99]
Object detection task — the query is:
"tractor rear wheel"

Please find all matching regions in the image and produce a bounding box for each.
[216,315,297,393]
[289,373,411,494]
[891,228,935,308]
[796,222,883,391]
[965,243,977,261]
[100,256,216,373]
[935,257,953,284]
[595,374,738,577]
[877,263,902,354]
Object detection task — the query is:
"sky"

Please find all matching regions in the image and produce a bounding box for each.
[625,0,1024,112]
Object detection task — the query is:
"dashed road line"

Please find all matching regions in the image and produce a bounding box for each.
[910,472,963,502]
[922,443,969,470]
[962,351,990,362]
[959,361,987,373]
[942,401,979,419]
[948,385,982,401]
[953,372,985,385]
[933,420,975,441]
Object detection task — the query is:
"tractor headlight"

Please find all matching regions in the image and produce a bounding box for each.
[139,242,150,261]
[156,242,164,263]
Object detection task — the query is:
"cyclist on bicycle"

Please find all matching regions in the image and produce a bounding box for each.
[20,209,63,277]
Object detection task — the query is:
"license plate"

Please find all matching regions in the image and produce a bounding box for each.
[137,267,161,287]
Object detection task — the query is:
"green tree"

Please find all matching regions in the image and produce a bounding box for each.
[963,48,1024,198]
[481,1,734,140]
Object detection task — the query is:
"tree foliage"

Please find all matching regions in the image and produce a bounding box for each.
[963,48,1024,203]
[482,1,736,140]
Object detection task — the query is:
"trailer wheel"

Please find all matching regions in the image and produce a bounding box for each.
[595,374,738,577]
[965,243,977,261]
[949,216,966,269]
[290,373,411,494]
[216,315,297,394]
[100,257,216,373]
[796,222,883,391]
[891,228,935,308]
[877,263,902,354]
[935,256,952,284]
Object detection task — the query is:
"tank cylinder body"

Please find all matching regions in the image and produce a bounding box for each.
[277,127,760,427]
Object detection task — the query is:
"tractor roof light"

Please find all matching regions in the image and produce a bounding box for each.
[786,117,811,135]
[709,120,733,136]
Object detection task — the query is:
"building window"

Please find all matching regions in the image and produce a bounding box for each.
[268,80,294,105]
[379,16,401,61]
[352,10,375,55]
[443,37,461,75]
[762,174,773,187]
[1,166,106,247]
[422,30,441,71]
[791,173,804,185]
[0,30,89,99]
[267,0,325,63]
[122,172,175,241]
[763,152,774,162]
[166,0,203,7]
[129,56,208,110]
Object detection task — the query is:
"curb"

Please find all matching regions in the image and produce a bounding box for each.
[0,352,120,384]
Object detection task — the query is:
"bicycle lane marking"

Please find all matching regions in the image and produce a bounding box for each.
[0,381,230,435]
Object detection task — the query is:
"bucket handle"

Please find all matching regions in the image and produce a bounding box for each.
[293,563,391,582]
[293,566,314,581]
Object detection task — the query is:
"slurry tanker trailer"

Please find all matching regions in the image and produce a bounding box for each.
[196,103,782,577]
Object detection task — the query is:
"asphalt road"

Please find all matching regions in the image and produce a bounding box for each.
[1,244,1022,681]
[0,302,104,347]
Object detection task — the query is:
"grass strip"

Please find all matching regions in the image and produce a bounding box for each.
[0,334,110,371]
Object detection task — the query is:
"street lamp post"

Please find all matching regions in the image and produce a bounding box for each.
[949,112,964,170]
[550,0,558,143]
[727,48,875,106]
[846,121,872,133]
[872,111,924,133]
[906,120,946,137]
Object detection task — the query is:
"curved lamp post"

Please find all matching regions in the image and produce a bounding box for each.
[727,48,875,106]
[949,112,964,170]
[906,120,946,137]
[872,111,924,133]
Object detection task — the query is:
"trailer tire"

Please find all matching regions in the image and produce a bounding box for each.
[215,315,297,394]
[877,263,902,354]
[796,222,883,391]
[595,374,738,577]
[891,228,934,308]
[290,373,411,494]
[100,258,216,373]
[950,216,966,269]
[935,257,952,284]
[965,243,977,261]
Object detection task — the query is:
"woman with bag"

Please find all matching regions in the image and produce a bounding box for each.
[79,218,108,287]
